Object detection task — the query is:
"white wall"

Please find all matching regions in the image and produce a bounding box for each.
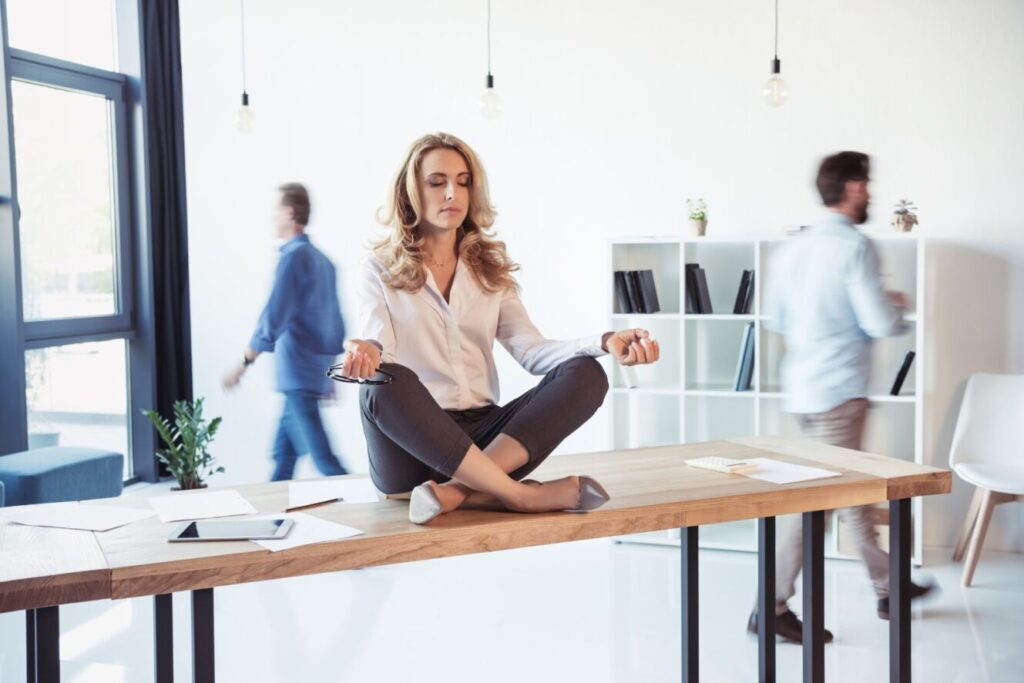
[180,0,1024,551]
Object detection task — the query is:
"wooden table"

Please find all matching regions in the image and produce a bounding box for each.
[0,437,950,683]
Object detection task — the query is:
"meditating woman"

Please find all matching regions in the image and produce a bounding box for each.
[339,132,660,524]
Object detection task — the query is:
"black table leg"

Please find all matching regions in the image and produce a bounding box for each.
[681,526,698,683]
[890,498,911,682]
[192,588,215,683]
[25,610,35,683]
[155,594,174,683]
[758,517,776,683]
[802,510,825,683]
[26,606,59,683]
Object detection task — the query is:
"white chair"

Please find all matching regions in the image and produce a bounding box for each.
[949,373,1024,586]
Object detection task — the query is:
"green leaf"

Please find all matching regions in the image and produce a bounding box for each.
[141,397,224,488]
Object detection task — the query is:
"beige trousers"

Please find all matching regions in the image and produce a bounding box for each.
[774,398,889,614]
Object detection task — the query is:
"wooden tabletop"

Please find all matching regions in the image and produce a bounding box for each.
[0,437,950,612]
[0,504,110,613]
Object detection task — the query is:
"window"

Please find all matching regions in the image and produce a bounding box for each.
[13,81,120,322]
[25,340,130,476]
[0,2,157,482]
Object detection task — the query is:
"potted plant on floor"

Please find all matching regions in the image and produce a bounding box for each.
[25,349,61,448]
[687,198,708,237]
[891,199,919,232]
[142,398,223,490]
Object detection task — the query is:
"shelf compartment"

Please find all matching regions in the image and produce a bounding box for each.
[611,392,681,450]
[684,241,757,315]
[612,242,681,314]
[685,319,755,391]
[684,394,756,442]
[760,328,919,400]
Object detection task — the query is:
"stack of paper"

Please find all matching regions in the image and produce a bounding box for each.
[5,503,155,532]
[253,512,363,552]
[740,458,842,485]
[286,478,380,510]
[149,490,257,523]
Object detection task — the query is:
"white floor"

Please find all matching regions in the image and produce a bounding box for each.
[1,538,1021,682]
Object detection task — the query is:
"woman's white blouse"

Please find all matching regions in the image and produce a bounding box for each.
[357,256,606,410]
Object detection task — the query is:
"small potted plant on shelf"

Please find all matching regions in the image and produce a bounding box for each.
[142,398,223,490]
[687,198,708,237]
[891,199,918,233]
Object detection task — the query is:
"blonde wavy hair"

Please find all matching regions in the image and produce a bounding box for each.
[373,132,519,293]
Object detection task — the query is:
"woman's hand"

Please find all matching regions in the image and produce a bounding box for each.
[341,339,383,379]
[603,328,660,366]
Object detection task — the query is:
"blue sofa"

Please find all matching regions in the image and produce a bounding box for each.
[0,447,123,507]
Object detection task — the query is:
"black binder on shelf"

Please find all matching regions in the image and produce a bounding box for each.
[695,267,713,314]
[613,271,633,313]
[623,271,644,313]
[743,271,755,314]
[685,264,701,314]
[732,270,756,314]
[637,270,661,314]
[733,322,755,391]
[733,270,752,314]
[890,351,916,396]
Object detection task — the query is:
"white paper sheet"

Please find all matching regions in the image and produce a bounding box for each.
[252,512,363,552]
[287,478,380,510]
[740,458,843,485]
[6,502,155,532]
[149,490,257,523]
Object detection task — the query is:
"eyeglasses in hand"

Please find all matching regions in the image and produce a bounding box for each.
[326,363,394,385]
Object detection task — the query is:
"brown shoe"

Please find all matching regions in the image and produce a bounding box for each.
[747,609,834,644]
[877,581,937,620]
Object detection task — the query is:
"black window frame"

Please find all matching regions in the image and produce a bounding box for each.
[12,48,136,345]
[0,0,159,484]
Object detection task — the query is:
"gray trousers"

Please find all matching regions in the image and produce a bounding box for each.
[774,398,890,614]
[359,357,609,495]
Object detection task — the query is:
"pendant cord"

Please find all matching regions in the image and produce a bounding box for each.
[240,0,248,93]
[774,0,779,59]
[486,0,492,76]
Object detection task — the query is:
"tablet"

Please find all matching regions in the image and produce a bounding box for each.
[168,518,294,542]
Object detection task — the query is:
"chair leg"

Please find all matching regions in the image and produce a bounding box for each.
[961,489,996,587]
[953,487,983,562]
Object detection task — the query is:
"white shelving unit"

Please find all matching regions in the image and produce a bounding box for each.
[609,233,926,564]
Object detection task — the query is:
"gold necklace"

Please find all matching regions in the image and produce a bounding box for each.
[425,228,462,269]
[426,253,454,269]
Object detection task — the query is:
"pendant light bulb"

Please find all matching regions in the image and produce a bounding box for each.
[235,0,254,132]
[479,0,501,119]
[480,74,502,120]
[235,91,255,132]
[762,59,789,107]
[763,0,789,107]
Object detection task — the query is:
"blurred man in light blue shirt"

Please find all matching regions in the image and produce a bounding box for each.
[747,151,933,644]
[765,210,907,414]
